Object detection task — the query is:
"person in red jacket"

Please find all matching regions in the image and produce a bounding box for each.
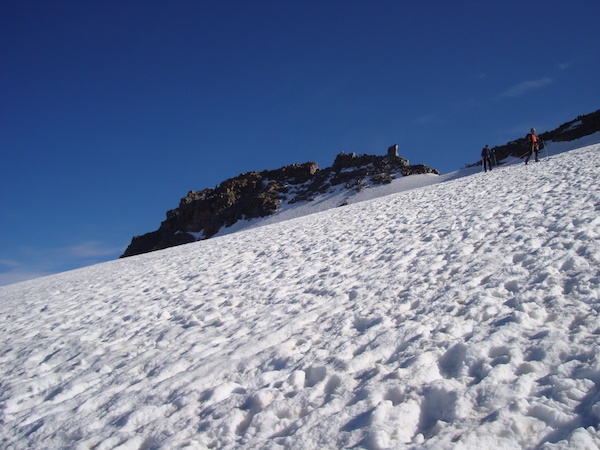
[525,128,540,164]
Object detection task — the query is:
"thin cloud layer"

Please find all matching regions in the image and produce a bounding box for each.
[64,241,124,259]
[0,242,124,286]
[496,77,553,100]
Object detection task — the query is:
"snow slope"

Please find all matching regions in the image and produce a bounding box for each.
[1,142,599,449]
[211,132,600,240]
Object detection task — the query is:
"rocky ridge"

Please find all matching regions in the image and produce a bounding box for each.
[476,109,600,166]
[122,145,438,257]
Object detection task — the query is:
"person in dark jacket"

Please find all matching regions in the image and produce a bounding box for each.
[481,145,492,172]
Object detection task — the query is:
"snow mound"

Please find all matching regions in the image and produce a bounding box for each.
[1,143,599,449]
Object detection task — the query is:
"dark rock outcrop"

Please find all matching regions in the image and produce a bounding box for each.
[121,148,438,258]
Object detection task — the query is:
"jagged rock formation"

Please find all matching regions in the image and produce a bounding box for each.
[121,147,439,257]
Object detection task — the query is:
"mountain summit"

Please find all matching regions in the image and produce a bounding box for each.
[122,145,439,257]
[122,110,600,259]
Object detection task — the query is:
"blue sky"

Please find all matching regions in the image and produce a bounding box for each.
[1,0,599,286]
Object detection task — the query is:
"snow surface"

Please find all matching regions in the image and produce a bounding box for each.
[1,140,600,449]
[211,132,600,240]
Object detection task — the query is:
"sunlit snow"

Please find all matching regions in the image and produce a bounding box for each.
[1,139,599,449]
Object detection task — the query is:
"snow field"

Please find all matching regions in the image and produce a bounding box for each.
[0,144,599,449]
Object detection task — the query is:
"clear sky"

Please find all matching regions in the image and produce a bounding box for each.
[1,0,599,286]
